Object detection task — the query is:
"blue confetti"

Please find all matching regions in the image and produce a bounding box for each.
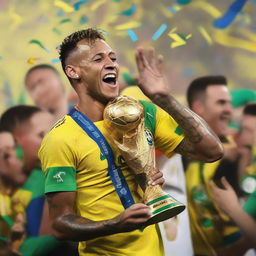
[127,29,138,41]
[176,0,192,5]
[152,24,167,40]
[213,0,249,29]
[182,68,194,77]
[73,0,91,11]
[117,4,137,16]
[79,15,88,24]
[51,58,60,63]
[167,7,178,13]
[57,9,64,17]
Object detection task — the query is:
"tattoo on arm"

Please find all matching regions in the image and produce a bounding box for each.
[151,94,221,160]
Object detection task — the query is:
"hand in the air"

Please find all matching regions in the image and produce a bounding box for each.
[135,47,169,98]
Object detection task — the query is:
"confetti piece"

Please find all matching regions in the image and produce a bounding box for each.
[213,30,256,52]
[18,91,26,104]
[54,0,74,12]
[73,0,90,11]
[167,7,178,13]
[176,0,192,5]
[198,26,213,44]
[52,27,62,35]
[51,58,61,63]
[29,40,50,53]
[59,18,71,24]
[127,29,138,41]
[91,0,106,11]
[169,32,191,48]
[115,21,141,30]
[57,9,64,16]
[3,81,14,107]
[117,4,137,16]
[27,57,40,64]
[191,1,221,18]
[213,0,248,29]
[79,15,89,24]
[152,24,167,40]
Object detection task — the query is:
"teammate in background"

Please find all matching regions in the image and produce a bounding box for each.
[185,75,252,256]
[25,64,77,122]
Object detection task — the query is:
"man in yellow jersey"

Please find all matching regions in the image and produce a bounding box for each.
[185,75,252,256]
[38,28,223,256]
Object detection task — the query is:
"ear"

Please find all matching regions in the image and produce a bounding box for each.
[65,65,80,80]
[191,100,204,115]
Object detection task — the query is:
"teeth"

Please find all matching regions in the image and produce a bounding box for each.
[104,74,116,79]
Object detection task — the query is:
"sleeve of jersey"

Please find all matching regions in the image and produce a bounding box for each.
[38,133,77,194]
[243,191,256,218]
[154,106,184,158]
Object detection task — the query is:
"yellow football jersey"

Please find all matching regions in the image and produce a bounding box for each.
[186,156,242,255]
[39,100,184,256]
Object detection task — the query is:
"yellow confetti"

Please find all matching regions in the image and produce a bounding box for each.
[198,26,213,45]
[54,0,74,13]
[213,30,256,52]
[191,1,221,18]
[168,27,177,36]
[169,33,187,48]
[8,5,23,31]
[91,0,107,11]
[185,33,192,40]
[27,57,40,65]
[115,21,141,30]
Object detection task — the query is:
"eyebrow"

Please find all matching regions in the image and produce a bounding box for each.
[92,51,116,58]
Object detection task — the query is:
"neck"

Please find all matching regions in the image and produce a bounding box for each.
[50,97,69,121]
[77,94,106,122]
[0,179,18,195]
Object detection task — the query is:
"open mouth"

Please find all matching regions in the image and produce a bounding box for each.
[102,73,117,86]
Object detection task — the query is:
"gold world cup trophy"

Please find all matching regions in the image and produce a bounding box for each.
[104,95,185,225]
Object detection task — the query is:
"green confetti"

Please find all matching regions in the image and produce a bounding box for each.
[52,27,62,35]
[59,18,71,24]
[29,39,49,52]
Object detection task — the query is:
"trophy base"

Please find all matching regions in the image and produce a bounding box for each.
[145,194,186,226]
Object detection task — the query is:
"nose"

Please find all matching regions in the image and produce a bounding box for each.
[104,58,118,70]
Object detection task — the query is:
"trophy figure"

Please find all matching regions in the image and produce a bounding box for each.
[104,95,185,225]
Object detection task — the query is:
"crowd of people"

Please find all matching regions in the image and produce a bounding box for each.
[0,28,255,256]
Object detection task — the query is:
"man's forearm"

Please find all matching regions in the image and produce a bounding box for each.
[52,214,119,241]
[151,93,223,161]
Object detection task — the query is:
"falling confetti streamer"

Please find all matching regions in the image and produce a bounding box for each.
[79,15,88,24]
[176,0,192,5]
[127,29,138,41]
[152,24,167,40]
[117,4,137,16]
[59,18,72,24]
[115,21,141,30]
[198,26,213,44]
[27,57,40,64]
[54,0,74,12]
[29,40,50,53]
[91,0,106,11]
[213,0,249,29]
[73,0,91,11]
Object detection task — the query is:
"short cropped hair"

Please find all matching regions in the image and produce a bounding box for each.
[0,105,41,133]
[243,103,256,116]
[25,64,60,82]
[59,28,105,84]
[187,75,227,108]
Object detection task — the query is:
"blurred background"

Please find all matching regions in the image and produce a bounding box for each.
[0,0,256,112]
